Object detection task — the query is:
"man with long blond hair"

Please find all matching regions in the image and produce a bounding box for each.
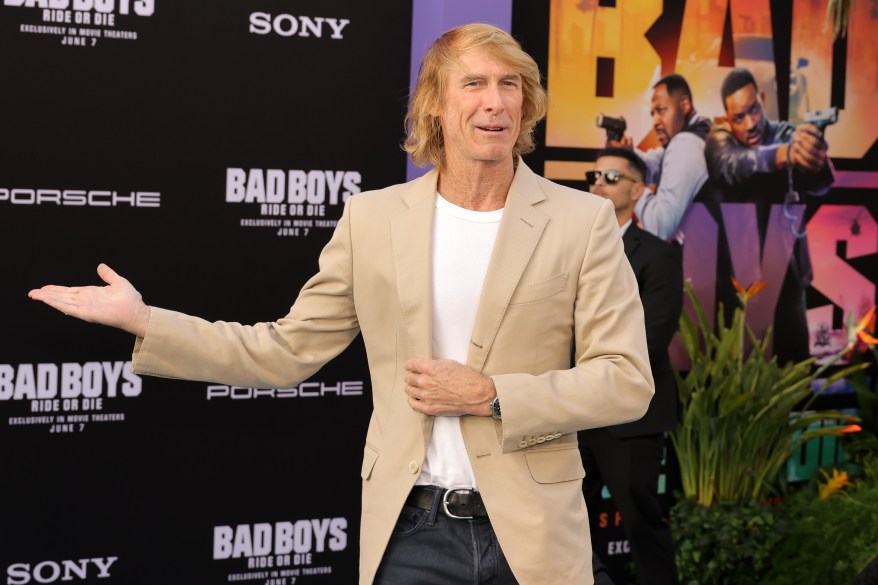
[29,23,652,585]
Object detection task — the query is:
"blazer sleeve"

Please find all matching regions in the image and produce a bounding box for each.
[491,199,655,453]
[131,199,361,388]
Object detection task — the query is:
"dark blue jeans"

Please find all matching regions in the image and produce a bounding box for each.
[374,488,518,584]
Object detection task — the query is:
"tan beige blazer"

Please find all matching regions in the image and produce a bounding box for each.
[132,160,654,585]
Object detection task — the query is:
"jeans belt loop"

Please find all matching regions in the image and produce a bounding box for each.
[426,486,442,526]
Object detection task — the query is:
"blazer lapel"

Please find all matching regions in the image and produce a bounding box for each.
[466,161,548,373]
[623,223,640,260]
[391,169,438,360]
[390,169,438,446]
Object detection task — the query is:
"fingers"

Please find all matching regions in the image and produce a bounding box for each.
[403,383,432,414]
[403,381,420,400]
[27,287,48,301]
[402,369,444,411]
[407,395,431,414]
[790,126,828,172]
[797,123,823,139]
[97,263,122,286]
[794,130,823,152]
[27,287,80,316]
[29,284,71,300]
[28,263,120,302]
[404,376,437,403]
[28,286,63,301]
[404,358,425,374]
[790,141,826,171]
[404,359,462,396]
[606,135,633,150]
[403,372,422,390]
[405,357,446,374]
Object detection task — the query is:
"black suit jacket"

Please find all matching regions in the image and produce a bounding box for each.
[608,224,683,438]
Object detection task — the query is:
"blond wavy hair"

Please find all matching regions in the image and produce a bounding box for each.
[403,23,547,168]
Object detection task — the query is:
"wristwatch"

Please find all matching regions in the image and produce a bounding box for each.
[490,396,501,419]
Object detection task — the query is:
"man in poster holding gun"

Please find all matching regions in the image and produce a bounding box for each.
[705,67,835,363]
[603,73,712,242]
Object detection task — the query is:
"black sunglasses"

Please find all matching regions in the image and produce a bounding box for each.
[585,170,640,185]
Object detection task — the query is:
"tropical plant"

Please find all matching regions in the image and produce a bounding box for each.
[672,496,785,585]
[671,279,867,506]
[844,310,878,466]
[761,458,878,585]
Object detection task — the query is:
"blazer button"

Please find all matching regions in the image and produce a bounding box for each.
[408,460,420,474]
[527,437,537,446]
[519,440,529,448]
[536,436,546,443]
[553,432,562,439]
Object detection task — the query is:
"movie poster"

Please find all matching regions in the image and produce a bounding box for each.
[513,0,877,581]
[521,0,877,367]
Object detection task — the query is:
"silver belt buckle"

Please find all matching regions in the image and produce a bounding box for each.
[442,487,475,520]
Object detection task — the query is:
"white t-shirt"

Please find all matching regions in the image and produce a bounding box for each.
[415,193,503,489]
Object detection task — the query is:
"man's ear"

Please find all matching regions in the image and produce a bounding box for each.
[680,94,694,117]
[630,180,646,203]
[428,95,445,118]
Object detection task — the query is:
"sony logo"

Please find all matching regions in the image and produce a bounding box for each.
[6,557,117,585]
[248,12,349,39]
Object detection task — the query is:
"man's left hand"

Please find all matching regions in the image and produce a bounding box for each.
[404,358,496,417]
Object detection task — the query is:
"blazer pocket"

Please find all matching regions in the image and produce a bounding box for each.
[524,446,585,484]
[508,272,568,305]
[361,443,380,480]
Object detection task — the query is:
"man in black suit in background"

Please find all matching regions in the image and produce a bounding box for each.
[580,147,683,585]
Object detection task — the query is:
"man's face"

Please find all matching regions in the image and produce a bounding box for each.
[589,156,644,222]
[724,83,766,147]
[437,48,523,166]
[650,84,690,147]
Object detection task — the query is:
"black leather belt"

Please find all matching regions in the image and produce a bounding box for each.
[406,486,489,520]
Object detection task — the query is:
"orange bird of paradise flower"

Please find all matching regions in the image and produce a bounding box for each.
[836,424,862,435]
[856,305,878,346]
[731,276,768,302]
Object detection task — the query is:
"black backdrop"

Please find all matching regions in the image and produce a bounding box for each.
[2,1,411,583]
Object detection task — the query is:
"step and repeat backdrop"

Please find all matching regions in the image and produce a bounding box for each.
[1,1,411,583]
[2,0,876,584]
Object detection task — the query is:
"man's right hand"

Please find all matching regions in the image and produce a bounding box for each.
[787,123,829,172]
[28,263,150,338]
[606,134,634,151]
